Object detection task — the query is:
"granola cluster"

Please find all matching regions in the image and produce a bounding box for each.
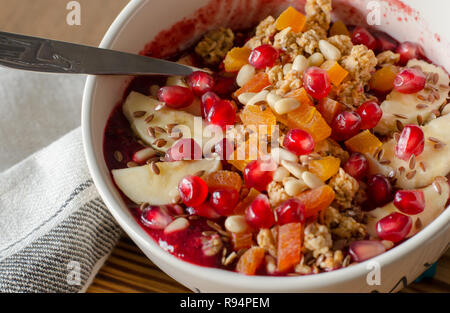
[195,27,235,64]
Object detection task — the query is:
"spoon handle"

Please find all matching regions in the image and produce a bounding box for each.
[0,31,197,76]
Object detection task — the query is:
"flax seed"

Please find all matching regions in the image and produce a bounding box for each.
[432,180,442,195]
[417,94,426,101]
[145,113,154,123]
[150,161,160,175]
[154,126,166,134]
[133,110,146,118]
[427,93,434,102]
[398,166,405,175]
[415,218,422,230]
[153,138,167,148]
[139,202,149,211]
[127,161,138,168]
[148,127,156,138]
[406,170,416,180]
[419,161,426,172]
[396,119,404,131]
[409,154,416,170]
[416,103,428,109]
[166,123,178,134]
[393,113,408,119]
[113,150,123,162]
[434,142,444,150]
[416,114,423,125]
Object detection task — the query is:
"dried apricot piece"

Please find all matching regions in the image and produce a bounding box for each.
[277,223,302,273]
[369,65,398,93]
[296,185,335,218]
[224,47,251,72]
[283,105,332,142]
[232,233,254,251]
[329,21,350,36]
[235,72,271,97]
[234,188,260,214]
[203,170,243,192]
[321,60,349,86]
[308,156,341,181]
[275,6,306,33]
[317,97,343,125]
[236,246,266,275]
[344,130,382,155]
[228,133,263,172]
[240,104,277,136]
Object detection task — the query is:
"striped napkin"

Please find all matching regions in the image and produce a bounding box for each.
[0,68,122,292]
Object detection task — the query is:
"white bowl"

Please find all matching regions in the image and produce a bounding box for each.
[82,0,450,292]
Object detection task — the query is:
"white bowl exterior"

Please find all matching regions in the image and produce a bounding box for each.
[82,0,450,292]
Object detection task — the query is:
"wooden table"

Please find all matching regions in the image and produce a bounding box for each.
[1,0,448,294]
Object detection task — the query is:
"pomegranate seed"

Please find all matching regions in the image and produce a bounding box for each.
[303,67,331,99]
[187,71,215,96]
[367,174,393,206]
[283,129,315,156]
[178,175,208,207]
[210,189,239,216]
[275,199,305,225]
[393,190,425,215]
[343,153,369,180]
[351,27,376,50]
[187,202,221,219]
[141,206,173,230]
[163,138,202,161]
[349,240,386,262]
[213,75,236,96]
[245,194,275,228]
[214,138,234,160]
[201,91,220,118]
[158,86,194,109]
[248,44,279,69]
[395,124,425,161]
[396,41,425,66]
[331,111,362,141]
[207,99,237,130]
[373,31,398,52]
[356,100,383,129]
[376,212,412,243]
[244,159,276,191]
[393,68,426,94]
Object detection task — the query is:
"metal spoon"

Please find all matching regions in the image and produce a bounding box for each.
[0,31,200,76]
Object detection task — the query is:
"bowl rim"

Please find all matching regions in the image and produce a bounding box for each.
[81,0,450,290]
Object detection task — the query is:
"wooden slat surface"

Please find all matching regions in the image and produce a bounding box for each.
[0,0,448,294]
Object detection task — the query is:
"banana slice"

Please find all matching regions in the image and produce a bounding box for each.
[123,91,205,152]
[366,181,449,239]
[368,113,450,189]
[374,59,449,135]
[112,159,221,205]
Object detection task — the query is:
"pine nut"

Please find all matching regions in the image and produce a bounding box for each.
[237,92,257,105]
[283,63,293,75]
[271,147,299,163]
[266,90,282,111]
[319,40,341,61]
[281,160,305,179]
[133,147,157,163]
[166,75,188,87]
[283,177,308,196]
[292,55,309,73]
[302,171,324,189]
[164,217,189,234]
[308,52,324,66]
[273,166,290,182]
[236,64,256,87]
[224,215,249,234]
[274,98,300,115]
[247,89,269,106]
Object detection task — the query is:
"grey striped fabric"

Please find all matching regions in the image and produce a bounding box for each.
[0,197,122,293]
